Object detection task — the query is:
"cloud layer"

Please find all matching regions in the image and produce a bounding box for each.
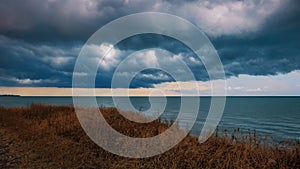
[0,0,300,94]
[0,0,293,41]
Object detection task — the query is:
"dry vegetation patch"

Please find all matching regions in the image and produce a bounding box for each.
[0,104,299,168]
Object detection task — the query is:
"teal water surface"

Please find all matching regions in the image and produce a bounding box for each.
[1,96,299,141]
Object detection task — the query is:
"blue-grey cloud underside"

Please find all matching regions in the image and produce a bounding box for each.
[0,0,299,88]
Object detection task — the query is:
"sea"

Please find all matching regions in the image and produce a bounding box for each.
[1,96,299,141]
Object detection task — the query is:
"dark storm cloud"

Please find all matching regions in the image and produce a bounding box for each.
[129,69,175,88]
[0,35,80,87]
[0,0,152,42]
[211,5,300,77]
[116,34,195,55]
[1,0,295,42]
[0,0,99,42]
[0,0,300,88]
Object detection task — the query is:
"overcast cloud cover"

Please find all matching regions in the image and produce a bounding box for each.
[0,0,300,94]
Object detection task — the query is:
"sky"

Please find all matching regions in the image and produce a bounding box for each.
[0,0,300,96]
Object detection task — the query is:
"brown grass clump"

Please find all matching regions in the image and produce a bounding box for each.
[0,104,299,168]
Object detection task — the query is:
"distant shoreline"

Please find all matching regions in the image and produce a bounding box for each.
[0,94,21,97]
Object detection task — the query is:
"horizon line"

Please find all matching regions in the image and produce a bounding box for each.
[1,87,300,97]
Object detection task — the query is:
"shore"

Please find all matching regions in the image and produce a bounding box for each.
[0,104,299,168]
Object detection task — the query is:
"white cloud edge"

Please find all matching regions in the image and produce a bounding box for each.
[1,70,300,96]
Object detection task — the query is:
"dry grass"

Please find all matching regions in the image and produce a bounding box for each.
[0,104,299,168]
